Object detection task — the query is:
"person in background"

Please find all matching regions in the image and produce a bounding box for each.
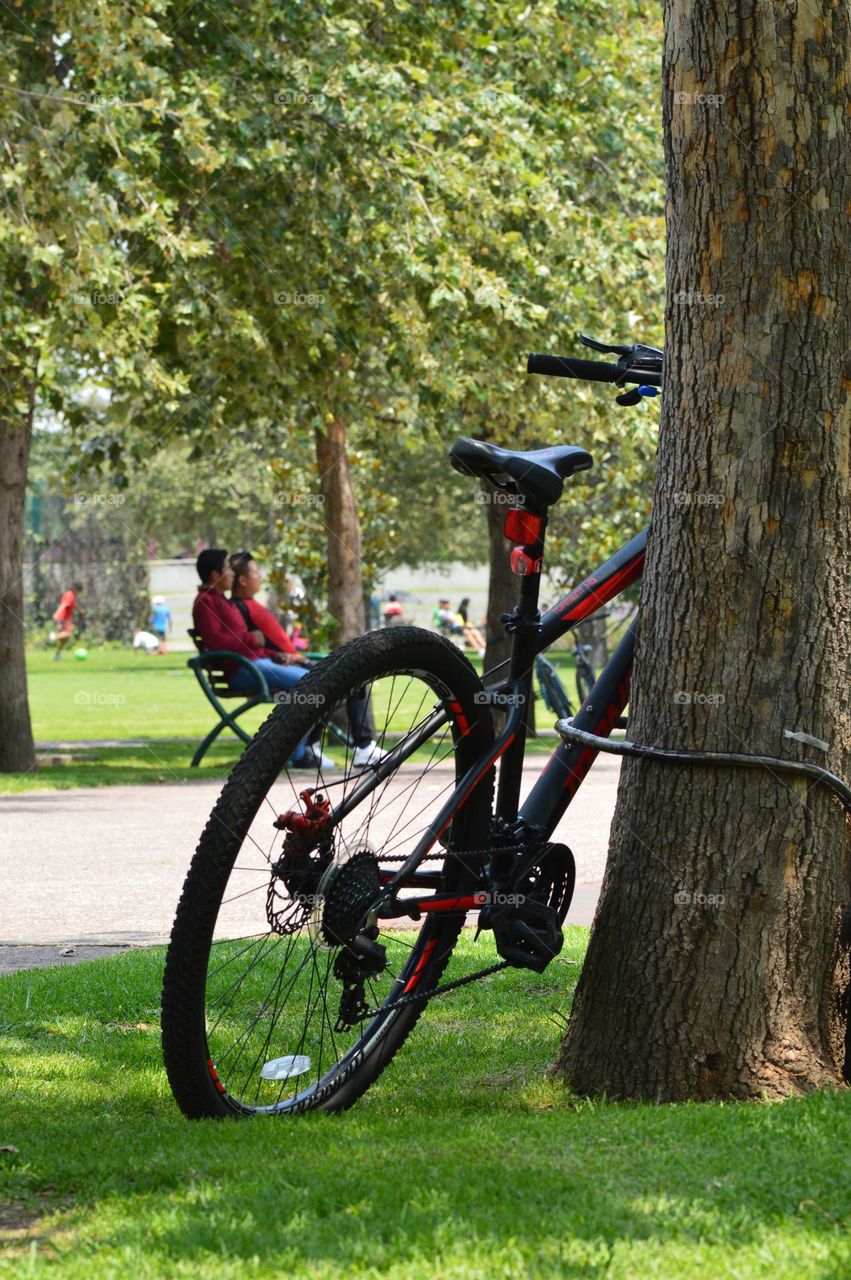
[382,593,404,626]
[290,624,310,651]
[456,598,487,655]
[133,628,160,654]
[228,553,308,661]
[436,598,463,636]
[150,595,172,654]
[193,548,331,770]
[53,582,84,659]
[229,551,385,767]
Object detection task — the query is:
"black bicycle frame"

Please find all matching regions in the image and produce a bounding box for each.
[373,524,647,908]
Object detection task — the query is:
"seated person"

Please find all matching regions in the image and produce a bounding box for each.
[227,552,307,659]
[229,551,385,768]
[436,599,463,635]
[382,594,404,625]
[193,548,330,769]
[436,599,485,656]
[456,598,486,655]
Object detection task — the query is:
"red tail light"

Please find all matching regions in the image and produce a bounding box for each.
[510,547,543,576]
[503,509,543,544]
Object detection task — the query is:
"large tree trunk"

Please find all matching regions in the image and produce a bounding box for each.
[557,0,851,1099]
[0,408,36,772]
[315,415,366,644]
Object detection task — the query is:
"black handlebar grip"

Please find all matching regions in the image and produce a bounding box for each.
[526,353,621,383]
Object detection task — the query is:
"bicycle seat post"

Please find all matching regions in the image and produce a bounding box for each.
[495,504,548,823]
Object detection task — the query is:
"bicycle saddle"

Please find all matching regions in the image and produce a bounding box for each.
[449,437,593,508]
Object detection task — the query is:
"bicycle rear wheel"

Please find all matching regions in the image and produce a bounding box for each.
[161,628,494,1116]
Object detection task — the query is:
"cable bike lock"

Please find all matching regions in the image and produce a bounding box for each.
[554,721,851,818]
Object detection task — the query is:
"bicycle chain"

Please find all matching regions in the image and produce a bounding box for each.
[359,958,509,1020]
[357,838,523,1015]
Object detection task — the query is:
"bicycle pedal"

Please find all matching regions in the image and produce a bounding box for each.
[480,896,564,973]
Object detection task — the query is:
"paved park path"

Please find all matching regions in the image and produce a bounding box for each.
[0,756,621,973]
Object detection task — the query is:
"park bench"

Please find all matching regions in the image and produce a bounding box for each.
[186,628,275,766]
[186,630,340,767]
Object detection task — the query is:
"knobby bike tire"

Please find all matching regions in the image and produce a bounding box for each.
[161,627,495,1117]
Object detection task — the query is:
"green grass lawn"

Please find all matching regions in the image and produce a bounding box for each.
[8,647,579,793]
[26,647,263,741]
[1,932,849,1278]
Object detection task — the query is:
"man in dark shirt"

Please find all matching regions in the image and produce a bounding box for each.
[192,549,330,768]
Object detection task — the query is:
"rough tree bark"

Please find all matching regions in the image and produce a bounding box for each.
[0,403,36,772]
[557,0,851,1099]
[315,415,366,644]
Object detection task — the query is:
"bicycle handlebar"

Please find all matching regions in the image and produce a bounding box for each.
[526,354,622,382]
[526,349,663,388]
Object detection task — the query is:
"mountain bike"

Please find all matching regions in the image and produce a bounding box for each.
[160,333,665,1117]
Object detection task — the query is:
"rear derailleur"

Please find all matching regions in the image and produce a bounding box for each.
[333,928,387,1031]
[477,821,576,973]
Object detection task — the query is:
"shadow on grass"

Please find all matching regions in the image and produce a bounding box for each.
[2,949,850,1277]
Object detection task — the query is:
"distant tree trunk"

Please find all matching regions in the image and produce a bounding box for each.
[557,0,851,1099]
[315,415,366,644]
[0,404,36,773]
[481,479,518,677]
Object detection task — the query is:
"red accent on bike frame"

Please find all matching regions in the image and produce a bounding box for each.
[207,1057,226,1093]
[412,893,483,913]
[556,552,644,624]
[447,699,470,736]
[403,937,438,993]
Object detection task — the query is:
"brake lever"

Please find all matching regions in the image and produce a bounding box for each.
[579,332,635,356]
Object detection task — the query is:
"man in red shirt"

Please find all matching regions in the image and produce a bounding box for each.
[229,551,385,767]
[193,549,330,769]
[53,582,84,659]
